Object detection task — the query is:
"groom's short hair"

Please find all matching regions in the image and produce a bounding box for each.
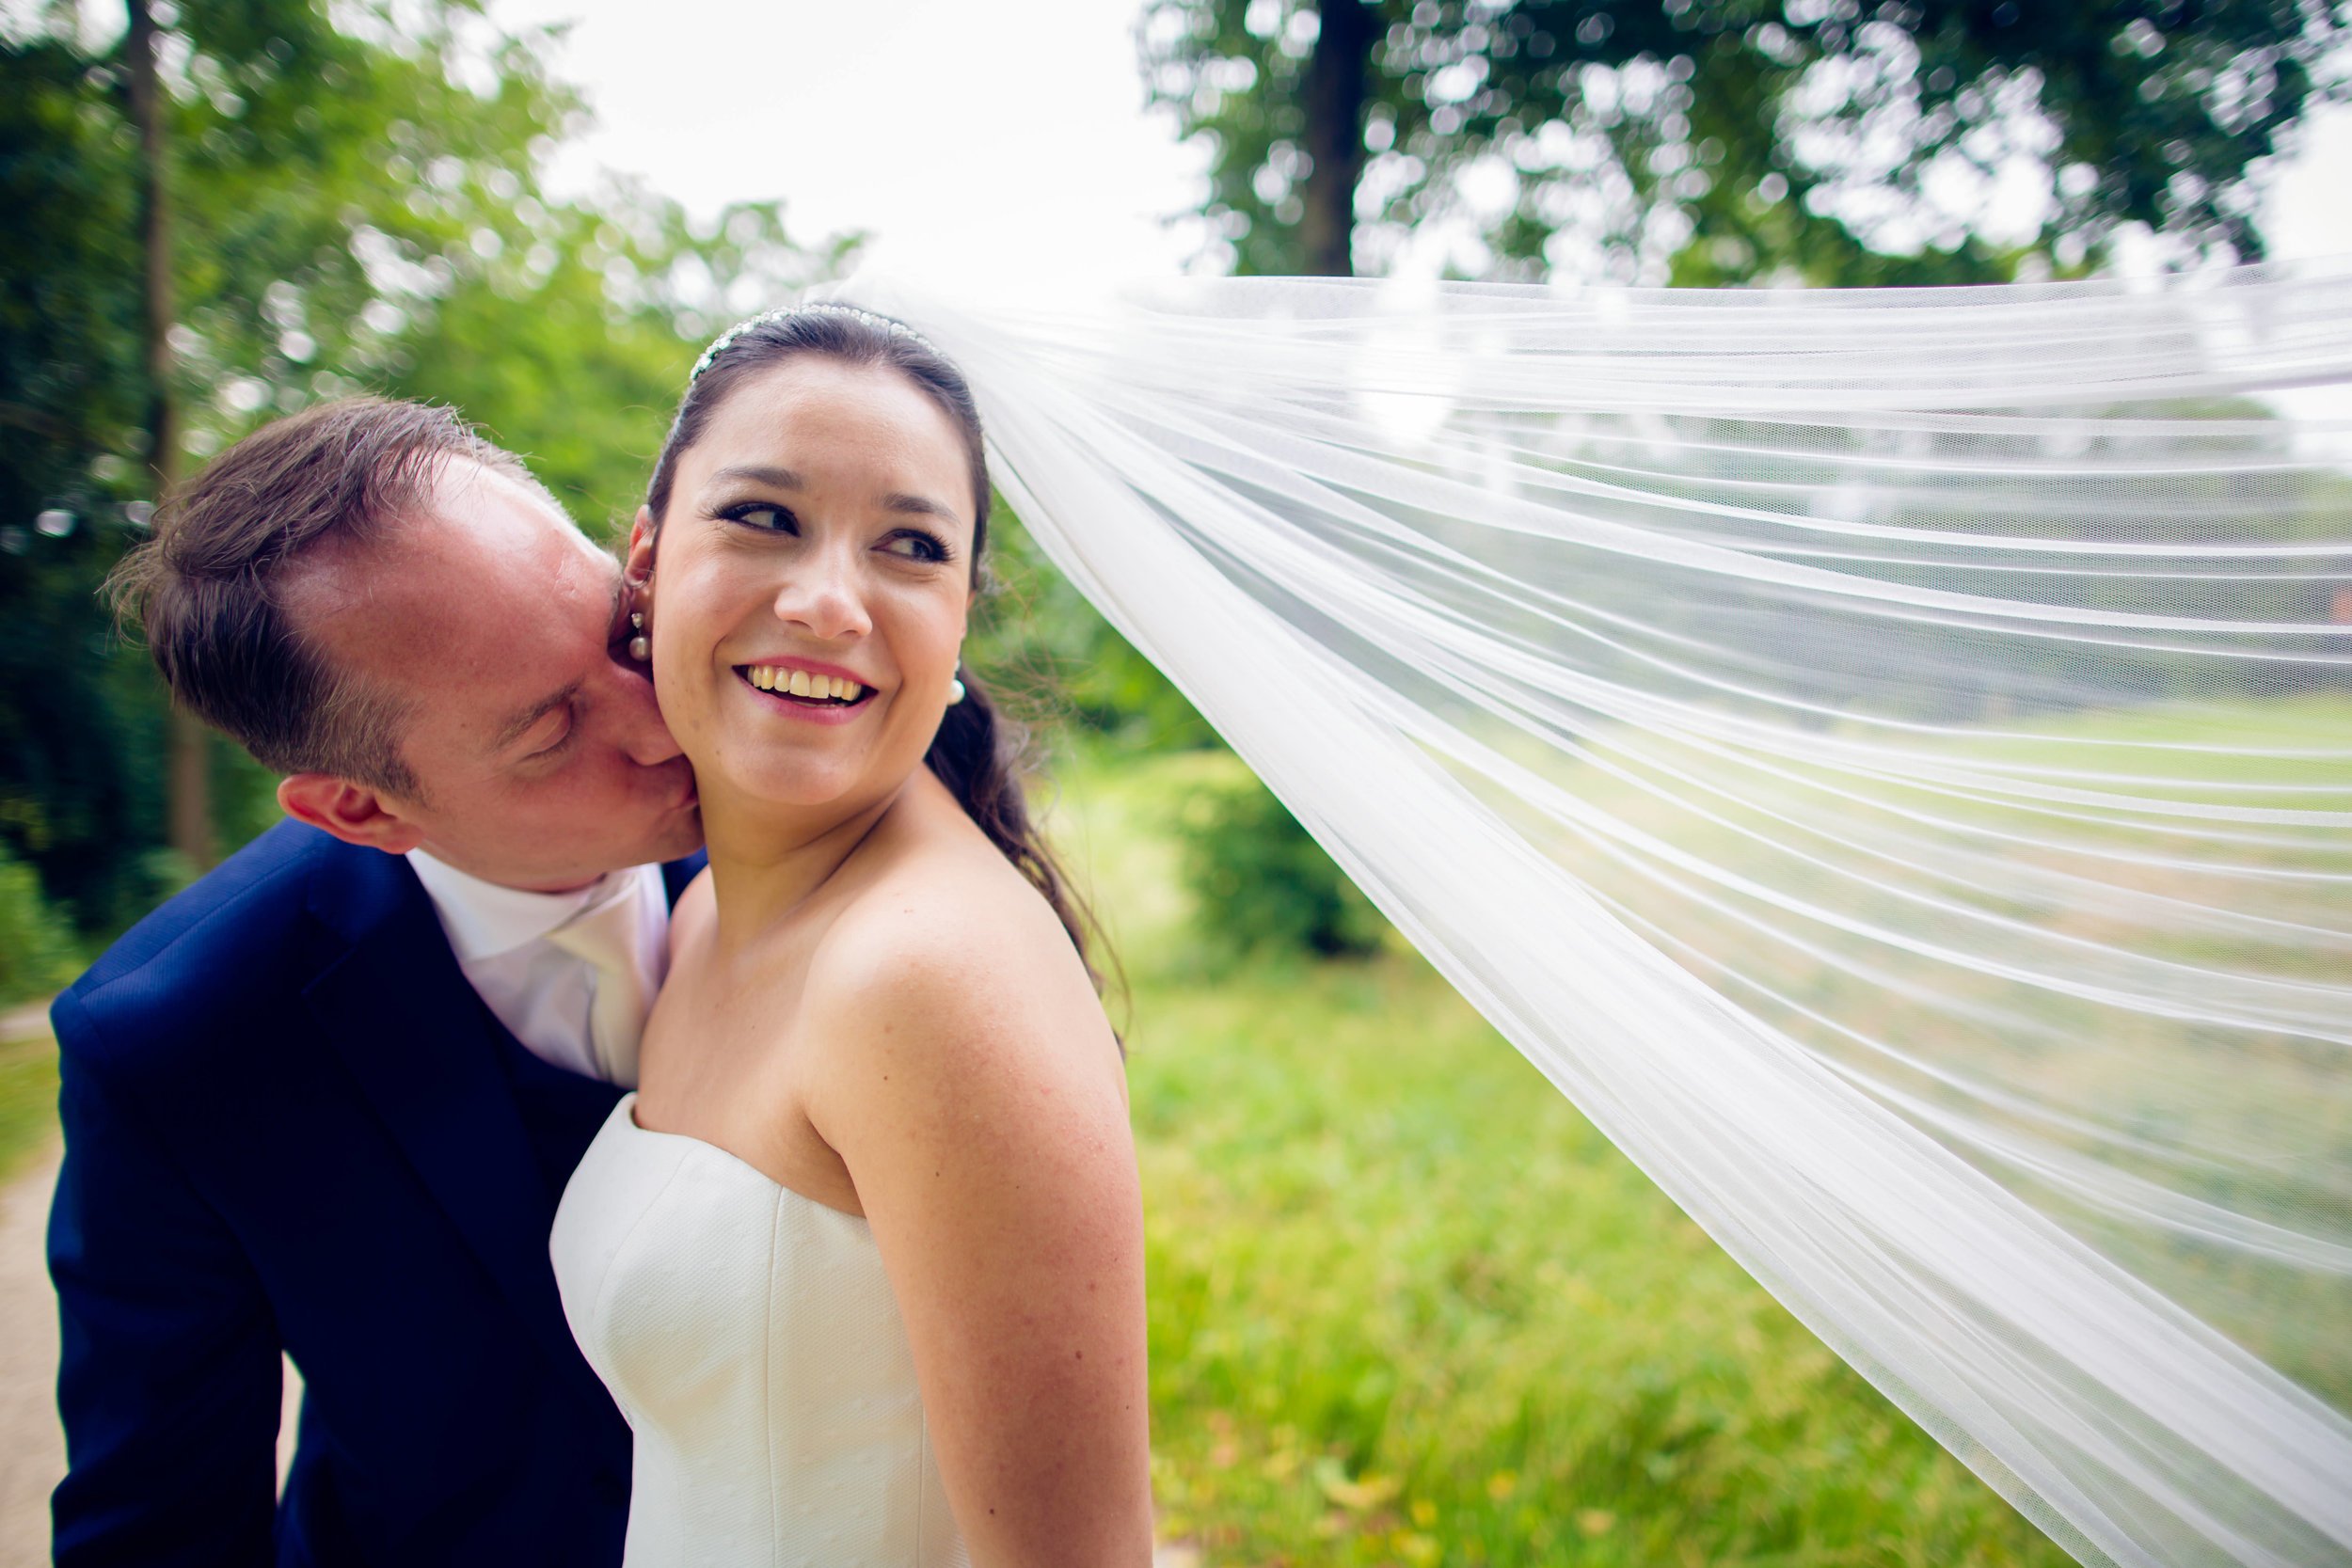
[108,397,545,800]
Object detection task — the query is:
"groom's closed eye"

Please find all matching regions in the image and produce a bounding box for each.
[524,709,578,762]
[492,682,584,763]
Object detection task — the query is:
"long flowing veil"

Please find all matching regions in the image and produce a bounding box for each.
[837,262,2352,1568]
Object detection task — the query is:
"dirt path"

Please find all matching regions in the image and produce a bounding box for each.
[0,1151,60,1568]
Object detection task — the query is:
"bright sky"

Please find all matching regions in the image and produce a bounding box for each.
[488,0,2351,281]
[489,0,1212,288]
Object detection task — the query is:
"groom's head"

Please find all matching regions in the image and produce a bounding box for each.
[112,397,702,891]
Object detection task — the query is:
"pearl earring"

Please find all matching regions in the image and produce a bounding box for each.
[946,673,966,705]
[628,611,649,663]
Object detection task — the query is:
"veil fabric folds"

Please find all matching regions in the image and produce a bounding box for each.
[836,262,2352,1568]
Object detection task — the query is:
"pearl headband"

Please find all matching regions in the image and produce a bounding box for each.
[688,302,943,385]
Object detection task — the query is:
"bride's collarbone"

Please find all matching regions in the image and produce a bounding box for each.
[630,1049,865,1218]
[634,934,867,1214]
[635,839,1040,1214]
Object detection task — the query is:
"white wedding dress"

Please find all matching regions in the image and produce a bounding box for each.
[551,1093,969,1567]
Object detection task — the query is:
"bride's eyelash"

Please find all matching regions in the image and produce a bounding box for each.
[888,528,954,564]
[716,499,794,532]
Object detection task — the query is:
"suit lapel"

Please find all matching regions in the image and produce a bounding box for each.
[299,846,705,1401]
[662,850,707,907]
[301,849,580,1378]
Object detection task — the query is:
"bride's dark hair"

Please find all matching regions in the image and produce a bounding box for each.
[644,306,1108,994]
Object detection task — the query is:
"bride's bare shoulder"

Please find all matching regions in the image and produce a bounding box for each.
[800,836,1116,1107]
[825,841,1094,1015]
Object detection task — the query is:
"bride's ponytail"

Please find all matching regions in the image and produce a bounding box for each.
[921,667,1109,997]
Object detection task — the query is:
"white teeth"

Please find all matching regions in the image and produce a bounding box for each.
[744,665,866,702]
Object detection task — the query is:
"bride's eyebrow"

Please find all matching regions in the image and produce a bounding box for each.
[708,463,803,491]
[883,492,960,523]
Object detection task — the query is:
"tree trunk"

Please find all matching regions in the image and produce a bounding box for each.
[127,0,212,868]
[1300,0,1375,277]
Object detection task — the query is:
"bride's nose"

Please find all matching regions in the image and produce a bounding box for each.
[770,548,872,641]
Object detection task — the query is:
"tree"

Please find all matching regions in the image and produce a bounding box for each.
[2,24,154,930]
[1140,0,2352,283]
[384,182,859,535]
[125,0,216,867]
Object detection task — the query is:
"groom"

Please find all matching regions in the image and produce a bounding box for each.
[46,398,703,1566]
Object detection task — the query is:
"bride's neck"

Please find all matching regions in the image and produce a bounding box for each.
[693,778,911,949]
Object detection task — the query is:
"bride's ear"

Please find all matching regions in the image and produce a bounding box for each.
[624,506,659,594]
[278,774,426,855]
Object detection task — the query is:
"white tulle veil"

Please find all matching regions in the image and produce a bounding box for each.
[820,261,2352,1568]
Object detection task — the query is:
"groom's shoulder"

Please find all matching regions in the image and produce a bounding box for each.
[57,819,397,1059]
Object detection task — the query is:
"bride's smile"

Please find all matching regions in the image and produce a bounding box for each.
[735,657,873,715]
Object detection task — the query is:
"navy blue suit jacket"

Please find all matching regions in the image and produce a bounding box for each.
[47,819,704,1566]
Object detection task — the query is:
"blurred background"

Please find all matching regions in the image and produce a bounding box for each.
[1,2,2347,1562]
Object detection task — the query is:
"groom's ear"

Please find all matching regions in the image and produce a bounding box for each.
[278,773,427,856]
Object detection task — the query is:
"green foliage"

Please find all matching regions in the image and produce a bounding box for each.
[0,843,80,1008]
[0,25,160,929]
[1057,754,2071,1565]
[88,0,597,462]
[0,1027,59,1184]
[1166,752,1387,960]
[1141,0,2350,283]
[380,184,861,538]
[966,503,1216,752]
[0,0,852,934]
[141,0,859,526]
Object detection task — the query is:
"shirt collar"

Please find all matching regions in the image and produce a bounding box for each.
[405,848,646,962]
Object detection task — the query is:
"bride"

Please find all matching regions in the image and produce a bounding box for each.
[550,303,1153,1566]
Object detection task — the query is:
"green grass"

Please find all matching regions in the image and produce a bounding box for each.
[1045,753,2075,1568]
[0,1022,59,1186]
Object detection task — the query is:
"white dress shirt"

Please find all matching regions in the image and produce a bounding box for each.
[406,849,671,1084]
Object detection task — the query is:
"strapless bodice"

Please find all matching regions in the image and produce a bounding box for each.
[551,1094,967,1567]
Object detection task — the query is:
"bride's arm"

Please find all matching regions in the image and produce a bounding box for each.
[803,882,1152,1568]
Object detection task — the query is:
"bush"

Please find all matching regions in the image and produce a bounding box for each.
[1171,768,1386,962]
[0,844,80,1010]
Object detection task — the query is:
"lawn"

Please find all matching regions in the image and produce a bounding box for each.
[0,1022,57,1188]
[1047,752,2075,1568]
